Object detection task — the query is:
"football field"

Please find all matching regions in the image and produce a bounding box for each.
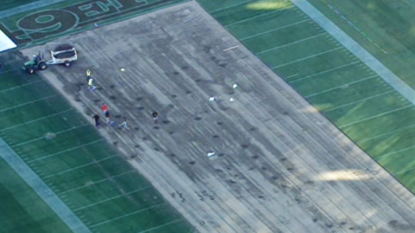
[196,0,415,193]
[2,0,415,232]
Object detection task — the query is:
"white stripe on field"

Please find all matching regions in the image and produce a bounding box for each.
[0,138,91,232]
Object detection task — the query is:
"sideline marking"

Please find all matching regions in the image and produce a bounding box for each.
[292,0,415,106]
[0,138,91,232]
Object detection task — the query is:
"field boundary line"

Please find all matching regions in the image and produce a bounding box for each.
[0,138,91,232]
[305,75,377,98]
[241,19,311,41]
[292,0,415,106]
[257,32,326,55]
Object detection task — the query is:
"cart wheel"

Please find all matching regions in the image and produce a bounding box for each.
[39,62,47,70]
[64,61,71,67]
[27,68,35,74]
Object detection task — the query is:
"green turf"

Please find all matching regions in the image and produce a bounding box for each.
[196,0,415,194]
[0,157,72,233]
[0,0,39,11]
[0,52,193,232]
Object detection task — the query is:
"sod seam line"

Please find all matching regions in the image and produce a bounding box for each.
[240,19,311,41]
[27,138,106,163]
[12,123,89,147]
[339,105,413,129]
[0,108,74,132]
[138,219,183,233]
[224,6,294,27]
[292,0,415,106]
[73,185,153,211]
[360,123,415,143]
[209,0,255,14]
[0,79,44,94]
[323,90,395,112]
[256,32,326,55]
[0,138,92,232]
[289,61,360,83]
[58,170,136,195]
[272,46,342,69]
[0,94,59,113]
[305,75,378,98]
[89,203,167,228]
[42,155,117,179]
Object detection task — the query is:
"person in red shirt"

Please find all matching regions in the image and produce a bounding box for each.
[101,103,108,113]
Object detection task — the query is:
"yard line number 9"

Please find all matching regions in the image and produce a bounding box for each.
[17,10,79,40]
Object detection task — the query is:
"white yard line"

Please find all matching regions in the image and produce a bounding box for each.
[58,170,136,195]
[13,123,88,147]
[138,219,183,233]
[0,138,91,232]
[0,109,73,132]
[240,19,311,41]
[292,0,415,106]
[209,0,255,13]
[289,61,360,83]
[0,79,44,94]
[0,94,58,113]
[28,138,105,163]
[42,156,116,179]
[339,105,413,129]
[224,7,294,27]
[378,145,415,160]
[257,32,326,55]
[305,75,377,98]
[89,203,166,228]
[324,90,395,112]
[74,185,153,211]
[394,166,415,176]
[272,47,342,69]
[360,123,415,143]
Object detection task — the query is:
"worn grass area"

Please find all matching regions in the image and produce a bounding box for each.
[0,53,193,233]
[196,0,415,193]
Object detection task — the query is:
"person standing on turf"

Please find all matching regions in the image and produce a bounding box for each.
[86,70,97,91]
[93,114,101,127]
[152,111,158,124]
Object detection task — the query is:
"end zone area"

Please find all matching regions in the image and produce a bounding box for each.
[21,1,415,232]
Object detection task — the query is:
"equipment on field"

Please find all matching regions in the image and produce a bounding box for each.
[23,44,78,74]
